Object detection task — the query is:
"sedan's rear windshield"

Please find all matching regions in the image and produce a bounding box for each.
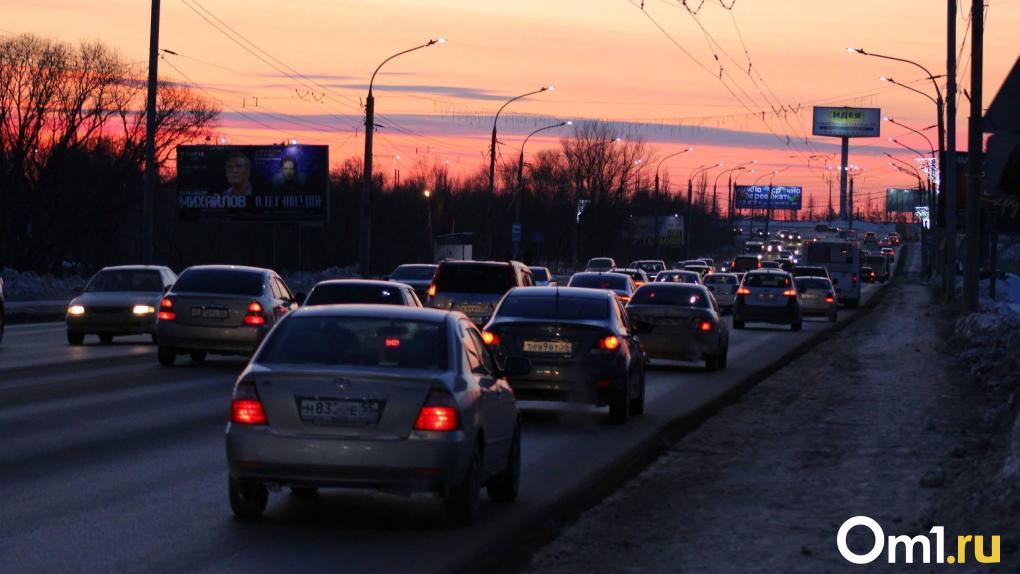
[630,285,710,307]
[633,261,663,273]
[704,275,737,285]
[795,277,832,289]
[390,266,436,281]
[258,316,447,370]
[173,269,263,296]
[569,274,628,290]
[87,270,163,292]
[496,295,608,321]
[305,284,406,306]
[435,264,514,294]
[656,272,699,283]
[792,267,827,277]
[531,268,550,281]
[744,273,792,288]
[588,258,613,267]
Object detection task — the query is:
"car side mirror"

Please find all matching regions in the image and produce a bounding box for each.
[501,356,530,377]
[294,292,307,305]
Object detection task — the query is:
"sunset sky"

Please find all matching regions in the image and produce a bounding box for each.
[5,0,1018,211]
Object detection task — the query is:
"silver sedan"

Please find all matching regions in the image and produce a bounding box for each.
[225,305,527,525]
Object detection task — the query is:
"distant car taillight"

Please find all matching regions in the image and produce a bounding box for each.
[783,288,798,297]
[231,381,267,425]
[427,283,437,298]
[414,390,459,431]
[851,274,859,285]
[824,293,835,303]
[689,319,712,332]
[244,301,266,326]
[157,298,175,321]
[736,287,751,295]
[481,330,500,347]
[599,335,621,351]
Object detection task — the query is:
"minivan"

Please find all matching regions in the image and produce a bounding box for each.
[427,260,534,325]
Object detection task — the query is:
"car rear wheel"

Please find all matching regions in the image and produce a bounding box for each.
[229,475,267,521]
[629,371,645,416]
[67,330,84,345]
[150,333,158,345]
[487,425,520,503]
[719,345,729,369]
[704,352,720,372]
[99,334,114,344]
[446,445,482,525]
[733,318,745,330]
[791,319,802,332]
[190,351,207,363]
[829,311,838,323]
[609,379,631,424]
[158,345,176,366]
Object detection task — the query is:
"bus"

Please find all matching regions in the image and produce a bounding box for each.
[803,240,860,307]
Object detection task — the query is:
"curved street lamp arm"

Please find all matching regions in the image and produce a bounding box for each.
[889,119,936,154]
[370,39,441,93]
[655,148,693,179]
[522,121,567,150]
[857,48,943,101]
[494,87,549,129]
[886,77,939,106]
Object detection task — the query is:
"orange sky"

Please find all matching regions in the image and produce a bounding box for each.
[5,0,1018,211]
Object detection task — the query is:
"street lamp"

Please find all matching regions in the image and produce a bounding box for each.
[715,160,756,231]
[514,120,571,259]
[424,188,433,258]
[653,147,694,258]
[486,85,554,258]
[887,138,928,160]
[685,162,723,257]
[360,37,444,277]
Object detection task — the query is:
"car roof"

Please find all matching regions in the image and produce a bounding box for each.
[572,271,629,279]
[181,264,268,274]
[394,263,437,269]
[745,268,790,275]
[312,279,410,288]
[507,286,615,300]
[98,265,171,271]
[291,304,453,321]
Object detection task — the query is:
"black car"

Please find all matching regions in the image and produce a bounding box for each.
[482,287,645,423]
[387,264,437,302]
[304,279,422,307]
[733,269,802,331]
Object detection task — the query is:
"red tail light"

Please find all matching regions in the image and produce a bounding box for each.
[783,288,798,297]
[157,297,175,321]
[851,274,858,285]
[757,261,762,268]
[481,330,500,346]
[599,335,621,351]
[736,287,751,295]
[414,390,458,431]
[231,381,267,425]
[634,281,644,288]
[618,295,631,303]
[824,294,835,303]
[244,301,266,326]
[698,320,712,332]
[427,283,437,298]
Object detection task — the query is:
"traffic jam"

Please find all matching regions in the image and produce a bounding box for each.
[45,226,900,525]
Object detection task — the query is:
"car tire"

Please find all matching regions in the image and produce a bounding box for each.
[829,311,838,323]
[446,445,482,525]
[719,345,729,369]
[629,370,645,416]
[0,310,5,345]
[791,319,802,332]
[150,333,158,345]
[158,345,176,366]
[99,334,114,344]
[733,318,745,330]
[229,475,267,521]
[487,425,520,503]
[609,379,631,424]
[704,353,720,372]
[190,351,207,363]
[67,330,85,345]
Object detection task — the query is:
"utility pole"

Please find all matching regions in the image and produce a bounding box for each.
[963,0,984,310]
[848,175,855,230]
[839,137,849,220]
[142,0,160,264]
[360,92,375,277]
[944,0,958,299]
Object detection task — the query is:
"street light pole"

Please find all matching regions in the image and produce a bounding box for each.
[515,120,570,260]
[142,0,160,264]
[732,168,755,232]
[686,163,723,258]
[654,147,694,259]
[424,188,433,260]
[486,86,553,259]
[360,37,444,278]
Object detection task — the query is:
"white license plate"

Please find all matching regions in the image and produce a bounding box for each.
[758,293,776,301]
[457,304,488,314]
[298,399,383,425]
[802,293,818,300]
[523,340,572,354]
[193,307,228,318]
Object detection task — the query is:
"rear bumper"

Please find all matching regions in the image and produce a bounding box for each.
[734,300,800,324]
[800,299,836,316]
[639,329,718,361]
[507,354,625,405]
[226,425,468,492]
[156,321,267,354]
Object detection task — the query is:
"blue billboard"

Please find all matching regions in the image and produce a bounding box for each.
[734,185,803,211]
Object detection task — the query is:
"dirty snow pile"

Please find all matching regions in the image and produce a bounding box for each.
[952,273,1020,479]
[282,265,360,294]
[1,268,86,300]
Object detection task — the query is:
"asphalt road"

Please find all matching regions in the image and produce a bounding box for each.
[0,264,890,574]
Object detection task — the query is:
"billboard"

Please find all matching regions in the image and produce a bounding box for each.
[734,185,803,210]
[885,188,922,213]
[812,107,881,138]
[176,145,329,222]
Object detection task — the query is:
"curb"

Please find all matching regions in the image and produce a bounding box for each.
[448,244,909,574]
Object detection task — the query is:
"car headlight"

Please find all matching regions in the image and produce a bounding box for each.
[68,305,85,316]
[132,305,156,315]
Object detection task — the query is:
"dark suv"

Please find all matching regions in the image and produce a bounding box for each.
[427,260,534,326]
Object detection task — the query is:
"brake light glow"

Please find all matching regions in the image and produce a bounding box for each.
[699,321,712,332]
[157,298,175,321]
[231,399,267,425]
[600,335,621,351]
[427,283,437,298]
[384,338,401,348]
[481,330,500,346]
[851,274,858,285]
[783,289,798,297]
[414,390,459,431]
[244,301,266,326]
[824,294,835,303]
[618,295,631,303]
[736,287,751,295]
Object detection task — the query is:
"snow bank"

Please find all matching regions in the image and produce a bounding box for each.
[1,268,86,300]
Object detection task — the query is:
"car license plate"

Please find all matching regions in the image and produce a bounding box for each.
[192,307,228,318]
[523,340,572,354]
[759,293,775,301]
[298,398,383,425]
[803,293,818,300]
[457,304,488,315]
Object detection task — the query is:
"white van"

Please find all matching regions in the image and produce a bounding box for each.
[803,240,860,308]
